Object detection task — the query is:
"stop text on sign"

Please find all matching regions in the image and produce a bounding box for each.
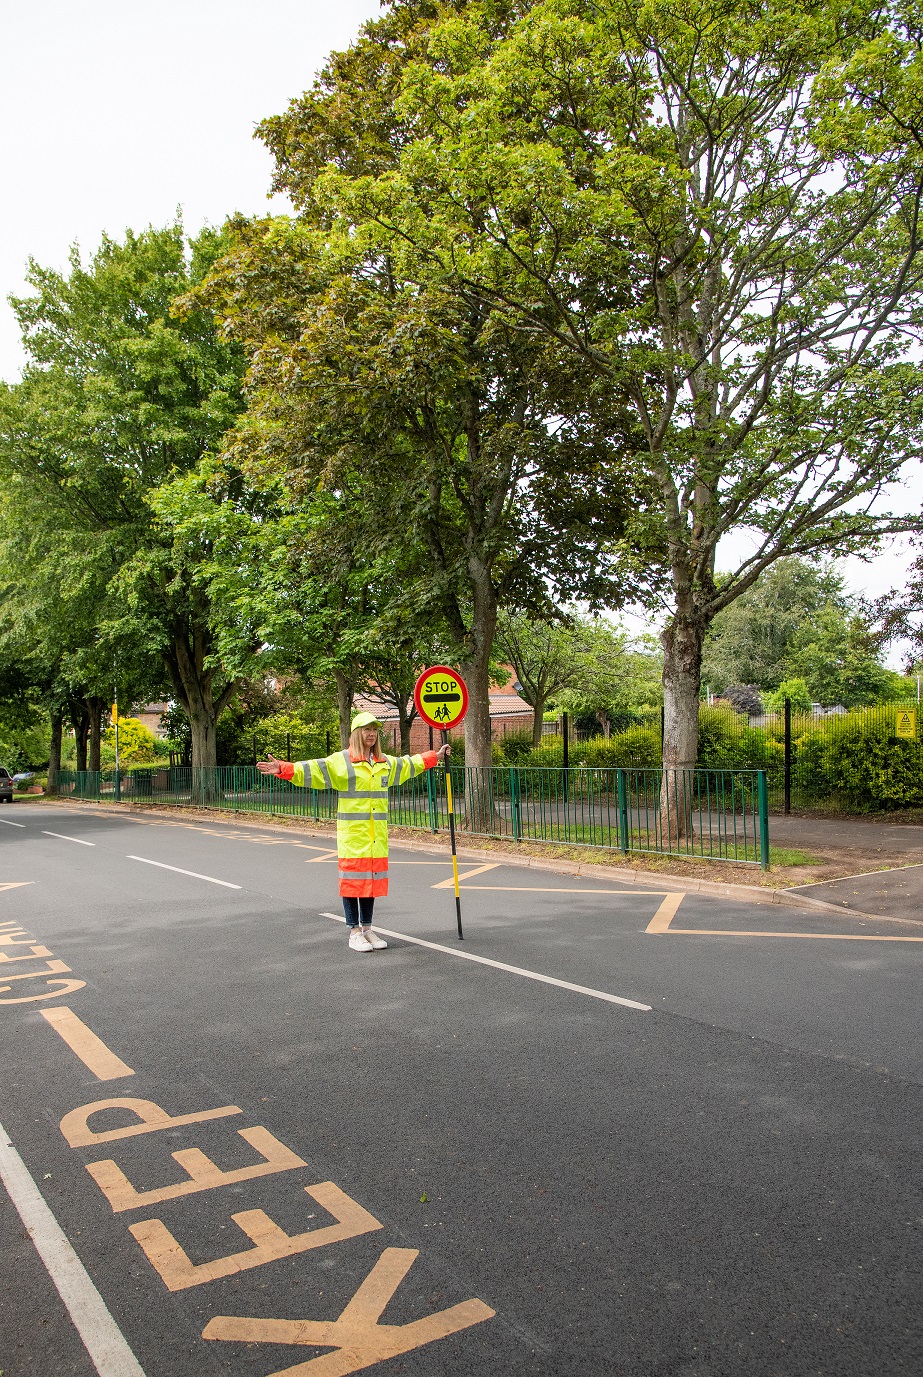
[414,666,469,731]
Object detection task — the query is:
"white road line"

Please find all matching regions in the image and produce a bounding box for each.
[0,1119,147,1376]
[126,856,242,889]
[319,914,651,1012]
[43,831,95,846]
[787,860,923,888]
[0,816,26,826]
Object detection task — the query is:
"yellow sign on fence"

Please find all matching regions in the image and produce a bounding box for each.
[895,709,917,739]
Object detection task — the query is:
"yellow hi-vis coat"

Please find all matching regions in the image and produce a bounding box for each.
[280,749,438,897]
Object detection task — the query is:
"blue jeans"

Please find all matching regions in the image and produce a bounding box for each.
[343,897,375,928]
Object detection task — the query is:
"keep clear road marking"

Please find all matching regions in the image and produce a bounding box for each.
[319,913,652,1011]
[126,856,242,889]
[43,831,95,846]
[0,1119,147,1377]
[432,863,500,887]
[0,815,26,826]
[41,1007,135,1080]
[645,895,923,941]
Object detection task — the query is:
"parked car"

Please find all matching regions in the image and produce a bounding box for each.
[0,768,14,802]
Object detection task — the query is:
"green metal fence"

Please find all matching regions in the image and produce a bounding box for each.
[55,764,770,867]
[529,701,923,815]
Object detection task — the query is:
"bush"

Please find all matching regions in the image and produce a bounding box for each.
[794,717,923,810]
[495,730,535,763]
[103,718,159,764]
[766,678,812,714]
[572,727,662,768]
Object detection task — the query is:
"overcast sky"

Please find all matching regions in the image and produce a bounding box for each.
[2,0,919,662]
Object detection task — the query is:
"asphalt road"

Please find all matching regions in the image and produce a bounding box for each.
[1,802,921,1377]
[787,863,923,921]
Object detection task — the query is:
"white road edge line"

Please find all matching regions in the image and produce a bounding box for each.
[43,831,95,846]
[319,913,651,1012]
[126,856,241,889]
[0,1118,147,1377]
[0,816,26,826]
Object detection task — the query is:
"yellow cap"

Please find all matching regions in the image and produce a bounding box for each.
[350,711,382,732]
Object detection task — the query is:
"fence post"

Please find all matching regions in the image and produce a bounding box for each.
[783,697,792,815]
[617,768,629,855]
[426,767,438,833]
[509,767,521,841]
[562,711,569,804]
[757,770,770,870]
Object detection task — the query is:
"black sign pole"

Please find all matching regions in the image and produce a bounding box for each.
[442,728,464,940]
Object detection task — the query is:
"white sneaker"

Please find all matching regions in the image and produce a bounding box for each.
[362,928,388,950]
[349,929,373,952]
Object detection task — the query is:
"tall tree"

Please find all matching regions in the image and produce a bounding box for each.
[495,612,603,746]
[200,1,635,768]
[0,224,248,769]
[358,0,923,799]
[702,558,850,693]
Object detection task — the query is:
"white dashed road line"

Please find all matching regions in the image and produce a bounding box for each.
[43,831,95,846]
[126,856,242,889]
[0,816,26,826]
[319,913,652,1012]
[0,1119,147,1377]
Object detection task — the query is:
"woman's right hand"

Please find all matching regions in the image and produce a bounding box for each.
[257,755,284,776]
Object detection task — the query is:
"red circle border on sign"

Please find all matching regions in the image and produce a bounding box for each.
[413,665,469,731]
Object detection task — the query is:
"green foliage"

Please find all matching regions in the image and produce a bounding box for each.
[494,730,534,763]
[250,712,336,764]
[0,717,51,771]
[789,610,908,707]
[0,222,249,770]
[766,679,813,714]
[704,560,850,693]
[573,728,662,769]
[103,718,159,764]
[794,718,923,811]
[372,0,923,767]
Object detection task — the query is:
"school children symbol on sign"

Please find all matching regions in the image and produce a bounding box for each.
[413,667,469,731]
[895,709,917,739]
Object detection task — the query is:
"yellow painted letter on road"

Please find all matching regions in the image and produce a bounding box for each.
[0,979,86,1003]
[129,1181,383,1291]
[203,1246,495,1376]
[86,1125,306,1211]
[60,1097,242,1148]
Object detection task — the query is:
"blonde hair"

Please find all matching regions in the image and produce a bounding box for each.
[349,725,385,761]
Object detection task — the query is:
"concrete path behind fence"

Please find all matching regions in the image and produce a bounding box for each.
[771,813,923,919]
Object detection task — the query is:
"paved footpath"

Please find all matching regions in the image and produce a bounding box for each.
[1,803,921,1377]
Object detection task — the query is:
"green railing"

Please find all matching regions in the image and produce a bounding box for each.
[53,764,769,867]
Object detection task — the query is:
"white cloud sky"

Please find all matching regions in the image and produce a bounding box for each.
[0,0,381,380]
[3,0,921,664]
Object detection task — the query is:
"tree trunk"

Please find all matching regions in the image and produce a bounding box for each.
[595,709,611,740]
[334,670,354,749]
[88,698,105,773]
[164,630,237,805]
[188,702,219,772]
[461,573,498,770]
[46,713,64,795]
[660,614,705,842]
[460,571,499,833]
[531,695,546,748]
[71,702,90,773]
[396,699,413,754]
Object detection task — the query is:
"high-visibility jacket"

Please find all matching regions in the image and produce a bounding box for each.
[280,749,438,897]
